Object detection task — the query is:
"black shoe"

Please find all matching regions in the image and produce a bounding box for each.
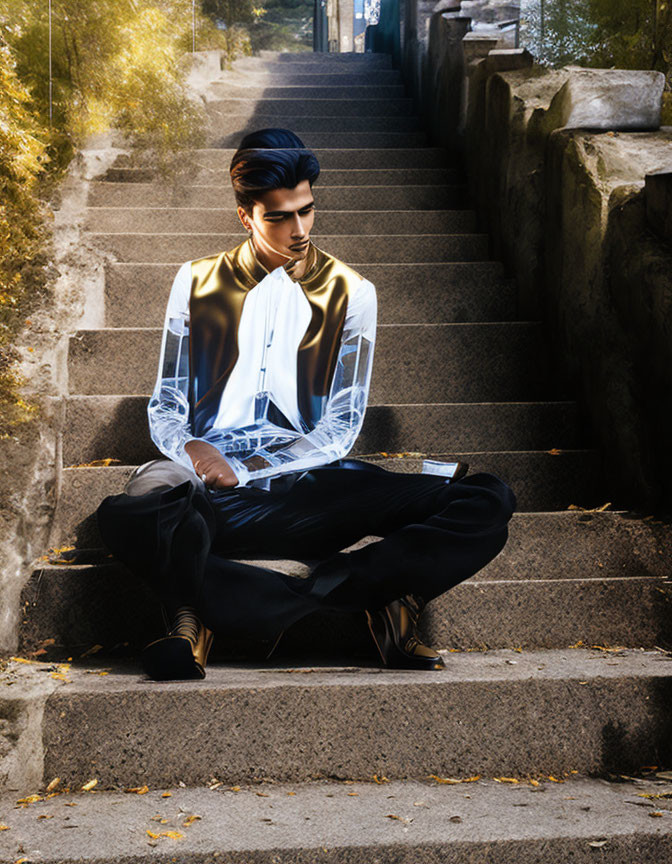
[365,594,445,670]
[141,605,214,680]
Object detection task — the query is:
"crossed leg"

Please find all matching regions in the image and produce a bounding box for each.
[196,459,517,638]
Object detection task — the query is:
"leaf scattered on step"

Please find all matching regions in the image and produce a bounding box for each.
[449,815,462,823]
[649,811,665,817]
[428,774,480,785]
[68,458,121,468]
[639,792,672,800]
[146,829,185,840]
[373,775,390,784]
[348,792,359,797]
[287,792,296,796]
[16,795,43,806]
[81,779,97,792]
[125,785,149,794]
[37,815,54,820]
[567,502,612,512]
[385,814,411,823]
[80,644,104,657]
[589,840,608,848]
[183,814,202,827]
[46,777,61,792]
[493,777,519,784]
[0,825,9,830]
[161,792,172,798]
[548,776,564,783]
[229,786,241,792]
[374,451,425,459]
[256,792,269,797]
[413,801,429,808]
[589,644,627,653]
[36,545,75,563]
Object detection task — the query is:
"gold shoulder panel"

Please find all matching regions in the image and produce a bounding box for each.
[187,238,363,436]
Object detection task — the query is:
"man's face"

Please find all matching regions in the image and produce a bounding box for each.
[237,179,316,263]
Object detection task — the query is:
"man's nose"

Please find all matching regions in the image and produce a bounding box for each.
[291,213,308,236]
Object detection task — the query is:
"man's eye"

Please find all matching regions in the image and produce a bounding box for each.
[266,207,315,221]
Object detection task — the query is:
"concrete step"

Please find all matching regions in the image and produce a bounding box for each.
[2,773,671,862]
[229,58,395,72]
[242,48,392,62]
[210,131,428,148]
[66,323,550,402]
[62,398,582,467]
[87,183,467,209]
[211,70,406,85]
[205,111,423,133]
[19,565,671,659]
[47,453,605,548]
[205,97,416,116]
[207,82,408,99]
[83,233,485,263]
[104,262,514,327]
[85,208,476,235]
[109,147,454,170]
[2,648,671,788]
[238,50,394,64]
[101,165,462,185]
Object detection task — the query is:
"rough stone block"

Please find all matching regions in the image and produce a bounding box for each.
[549,67,665,131]
[462,33,501,64]
[484,47,534,73]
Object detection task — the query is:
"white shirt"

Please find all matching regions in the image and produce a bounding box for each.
[147,254,377,490]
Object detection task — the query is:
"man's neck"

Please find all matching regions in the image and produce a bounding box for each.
[250,236,313,282]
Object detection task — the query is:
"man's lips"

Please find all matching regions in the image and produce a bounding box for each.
[290,240,309,249]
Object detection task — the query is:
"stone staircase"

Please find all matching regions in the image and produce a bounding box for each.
[3,49,672,861]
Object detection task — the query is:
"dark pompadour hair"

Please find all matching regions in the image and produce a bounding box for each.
[229,127,321,215]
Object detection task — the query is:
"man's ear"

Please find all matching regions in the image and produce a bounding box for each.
[237,206,252,232]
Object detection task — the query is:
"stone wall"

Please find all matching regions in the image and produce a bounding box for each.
[403,9,672,511]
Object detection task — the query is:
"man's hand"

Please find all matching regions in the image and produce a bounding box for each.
[184,440,240,489]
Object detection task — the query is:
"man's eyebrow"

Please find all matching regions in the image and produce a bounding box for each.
[262,200,315,217]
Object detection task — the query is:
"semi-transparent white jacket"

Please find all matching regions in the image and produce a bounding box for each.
[147,257,378,490]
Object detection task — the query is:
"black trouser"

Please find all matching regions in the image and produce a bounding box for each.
[96,458,517,642]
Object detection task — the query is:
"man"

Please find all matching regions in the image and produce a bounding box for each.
[96,127,517,681]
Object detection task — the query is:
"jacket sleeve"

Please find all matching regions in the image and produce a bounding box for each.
[147,260,202,473]
[220,277,377,487]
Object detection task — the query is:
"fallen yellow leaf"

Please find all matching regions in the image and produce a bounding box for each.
[16,795,42,805]
[81,779,98,791]
[428,774,480,785]
[183,814,201,826]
